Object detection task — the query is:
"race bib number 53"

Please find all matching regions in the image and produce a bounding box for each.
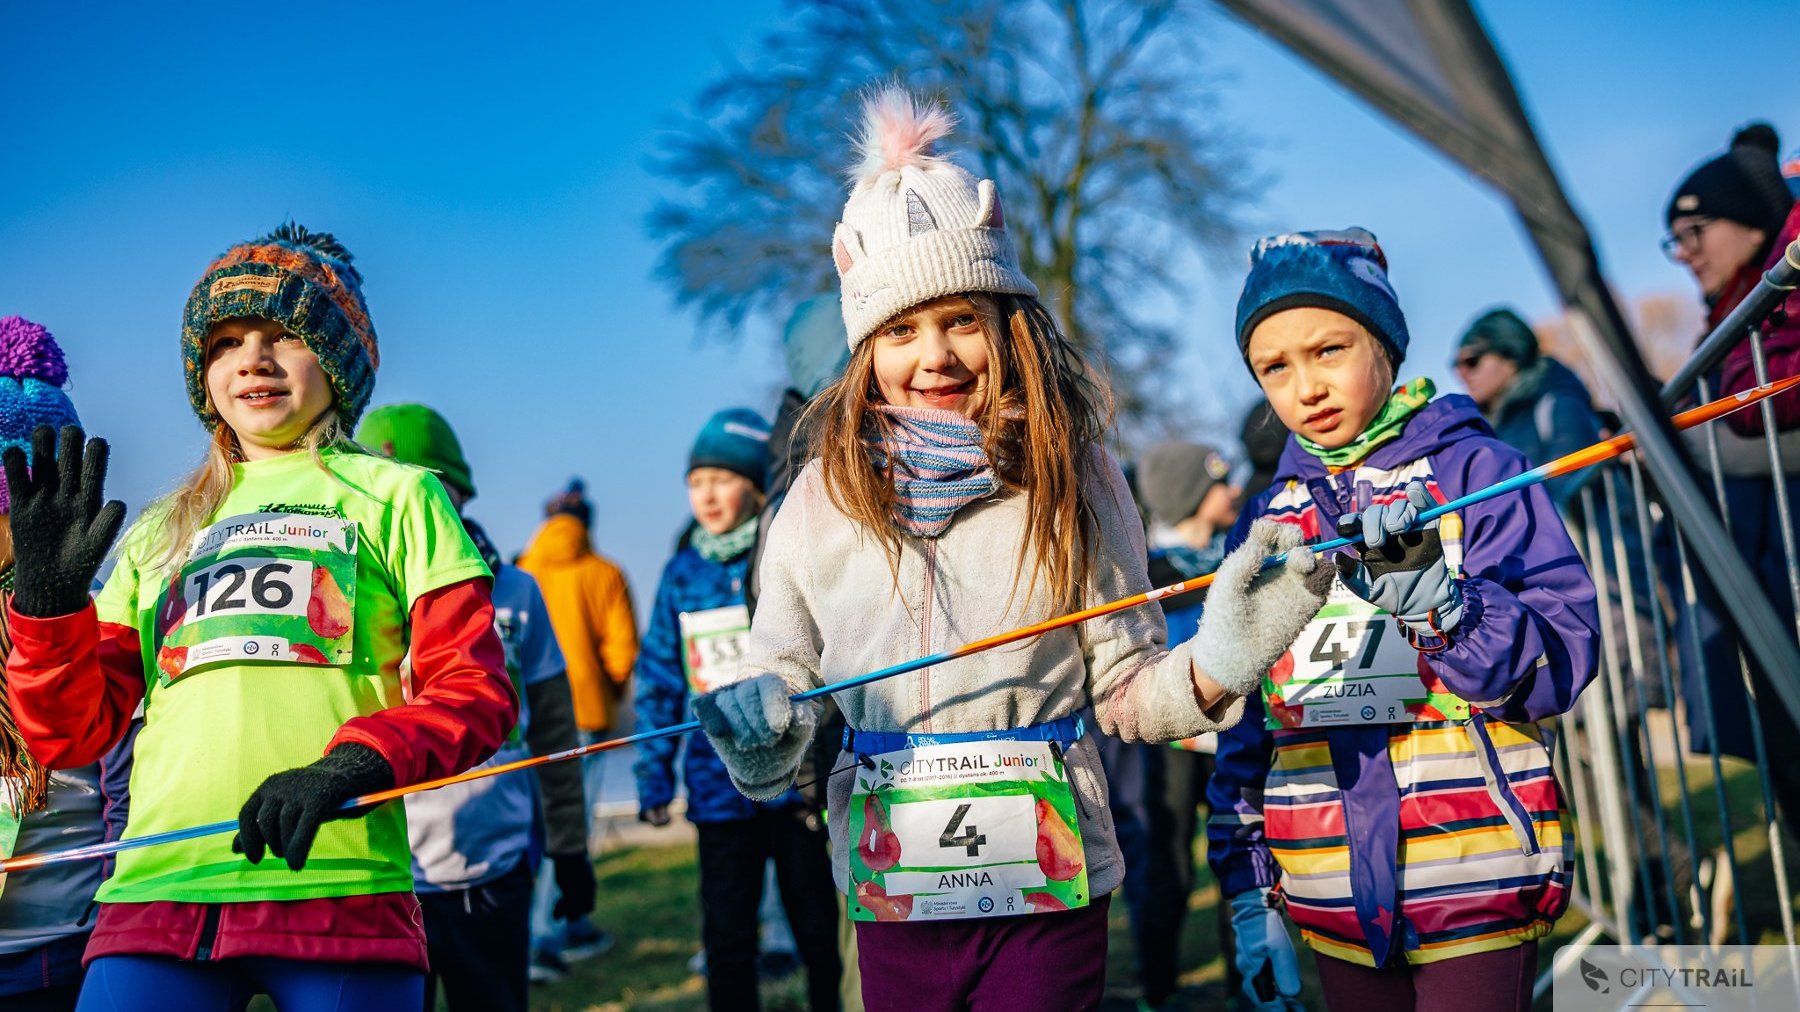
[154,512,359,682]
[679,605,751,694]
[846,739,1089,922]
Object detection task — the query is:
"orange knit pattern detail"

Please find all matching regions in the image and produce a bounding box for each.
[205,244,381,370]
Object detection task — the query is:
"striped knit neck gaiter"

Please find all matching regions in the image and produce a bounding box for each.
[870,406,1000,539]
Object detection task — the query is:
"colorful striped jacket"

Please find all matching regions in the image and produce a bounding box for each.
[1205,394,1599,967]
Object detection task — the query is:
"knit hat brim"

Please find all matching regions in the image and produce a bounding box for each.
[839,225,1038,349]
[1239,292,1405,371]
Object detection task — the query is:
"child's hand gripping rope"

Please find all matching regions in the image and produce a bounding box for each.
[4,425,127,618]
[1192,519,1335,696]
[232,742,395,872]
[1334,479,1464,634]
[693,672,820,800]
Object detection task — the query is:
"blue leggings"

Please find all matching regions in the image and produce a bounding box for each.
[76,955,422,1012]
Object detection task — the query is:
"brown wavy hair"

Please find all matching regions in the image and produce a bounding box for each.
[807,293,1114,613]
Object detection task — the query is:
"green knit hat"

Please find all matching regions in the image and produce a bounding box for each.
[182,222,379,431]
[356,403,476,500]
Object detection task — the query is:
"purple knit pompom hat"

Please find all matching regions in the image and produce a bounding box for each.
[0,316,82,515]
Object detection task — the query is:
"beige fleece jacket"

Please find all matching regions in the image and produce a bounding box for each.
[746,450,1246,898]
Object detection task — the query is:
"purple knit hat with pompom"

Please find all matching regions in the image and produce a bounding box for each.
[0,316,81,514]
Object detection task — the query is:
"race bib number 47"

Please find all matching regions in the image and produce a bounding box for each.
[153,512,359,682]
[1264,578,1470,729]
[847,739,1089,922]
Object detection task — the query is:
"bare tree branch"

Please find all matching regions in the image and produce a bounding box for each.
[647,0,1259,425]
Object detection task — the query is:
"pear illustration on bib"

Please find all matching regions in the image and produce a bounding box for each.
[290,644,330,665]
[157,575,188,638]
[857,794,902,872]
[307,567,351,640]
[1035,797,1084,881]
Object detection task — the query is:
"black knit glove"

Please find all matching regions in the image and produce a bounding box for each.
[231,742,395,872]
[550,850,597,920]
[4,426,126,618]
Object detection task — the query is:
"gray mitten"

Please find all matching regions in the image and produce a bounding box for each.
[694,673,819,800]
[1193,519,1334,696]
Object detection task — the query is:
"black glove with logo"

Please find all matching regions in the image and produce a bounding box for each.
[4,426,127,618]
[232,742,395,872]
[551,850,597,920]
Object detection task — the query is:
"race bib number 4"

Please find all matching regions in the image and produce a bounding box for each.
[1264,578,1471,729]
[679,605,750,694]
[847,739,1089,922]
[154,512,359,682]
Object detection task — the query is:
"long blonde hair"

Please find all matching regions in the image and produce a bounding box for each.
[808,293,1114,613]
[146,409,360,571]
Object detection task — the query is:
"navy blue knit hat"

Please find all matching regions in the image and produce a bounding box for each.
[1234,228,1409,370]
[690,408,772,491]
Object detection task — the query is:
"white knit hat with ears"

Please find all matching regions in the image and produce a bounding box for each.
[833,88,1040,349]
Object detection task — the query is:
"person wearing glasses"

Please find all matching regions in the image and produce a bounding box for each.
[1662,123,1800,851]
[1665,123,1800,431]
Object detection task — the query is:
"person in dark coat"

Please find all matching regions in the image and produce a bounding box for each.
[1661,123,1800,845]
[1455,309,1683,935]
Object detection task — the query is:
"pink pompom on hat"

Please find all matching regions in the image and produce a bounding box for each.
[831,88,1038,350]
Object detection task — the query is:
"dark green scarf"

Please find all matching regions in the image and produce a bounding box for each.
[1297,377,1435,468]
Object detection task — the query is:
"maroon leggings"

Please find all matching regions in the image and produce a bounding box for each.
[1315,941,1538,1012]
[854,894,1110,1012]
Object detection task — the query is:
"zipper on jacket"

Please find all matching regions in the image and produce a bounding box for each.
[920,540,937,733]
[194,904,222,961]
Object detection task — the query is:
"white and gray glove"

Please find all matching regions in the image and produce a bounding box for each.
[693,673,819,800]
[1229,887,1306,1011]
[1334,479,1464,630]
[1193,519,1333,696]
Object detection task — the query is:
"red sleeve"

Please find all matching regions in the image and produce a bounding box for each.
[1721,221,1800,436]
[5,604,145,770]
[1721,305,1800,435]
[328,577,518,787]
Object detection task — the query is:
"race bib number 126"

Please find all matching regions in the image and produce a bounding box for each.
[154,512,358,682]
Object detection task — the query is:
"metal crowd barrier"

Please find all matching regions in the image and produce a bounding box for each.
[1538,241,1800,998]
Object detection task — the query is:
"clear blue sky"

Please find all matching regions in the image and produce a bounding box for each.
[3,1,1793,611]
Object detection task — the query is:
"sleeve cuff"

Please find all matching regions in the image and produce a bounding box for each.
[8,601,100,659]
[1217,847,1282,898]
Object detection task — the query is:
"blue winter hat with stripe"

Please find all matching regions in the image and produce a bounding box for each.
[1234,227,1409,370]
[0,316,81,515]
[690,408,772,491]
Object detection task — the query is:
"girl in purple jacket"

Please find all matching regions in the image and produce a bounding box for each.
[1206,230,1599,1012]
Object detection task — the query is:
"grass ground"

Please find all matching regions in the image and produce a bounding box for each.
[528,842,1313,1012]
[522,755,1798,1011]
